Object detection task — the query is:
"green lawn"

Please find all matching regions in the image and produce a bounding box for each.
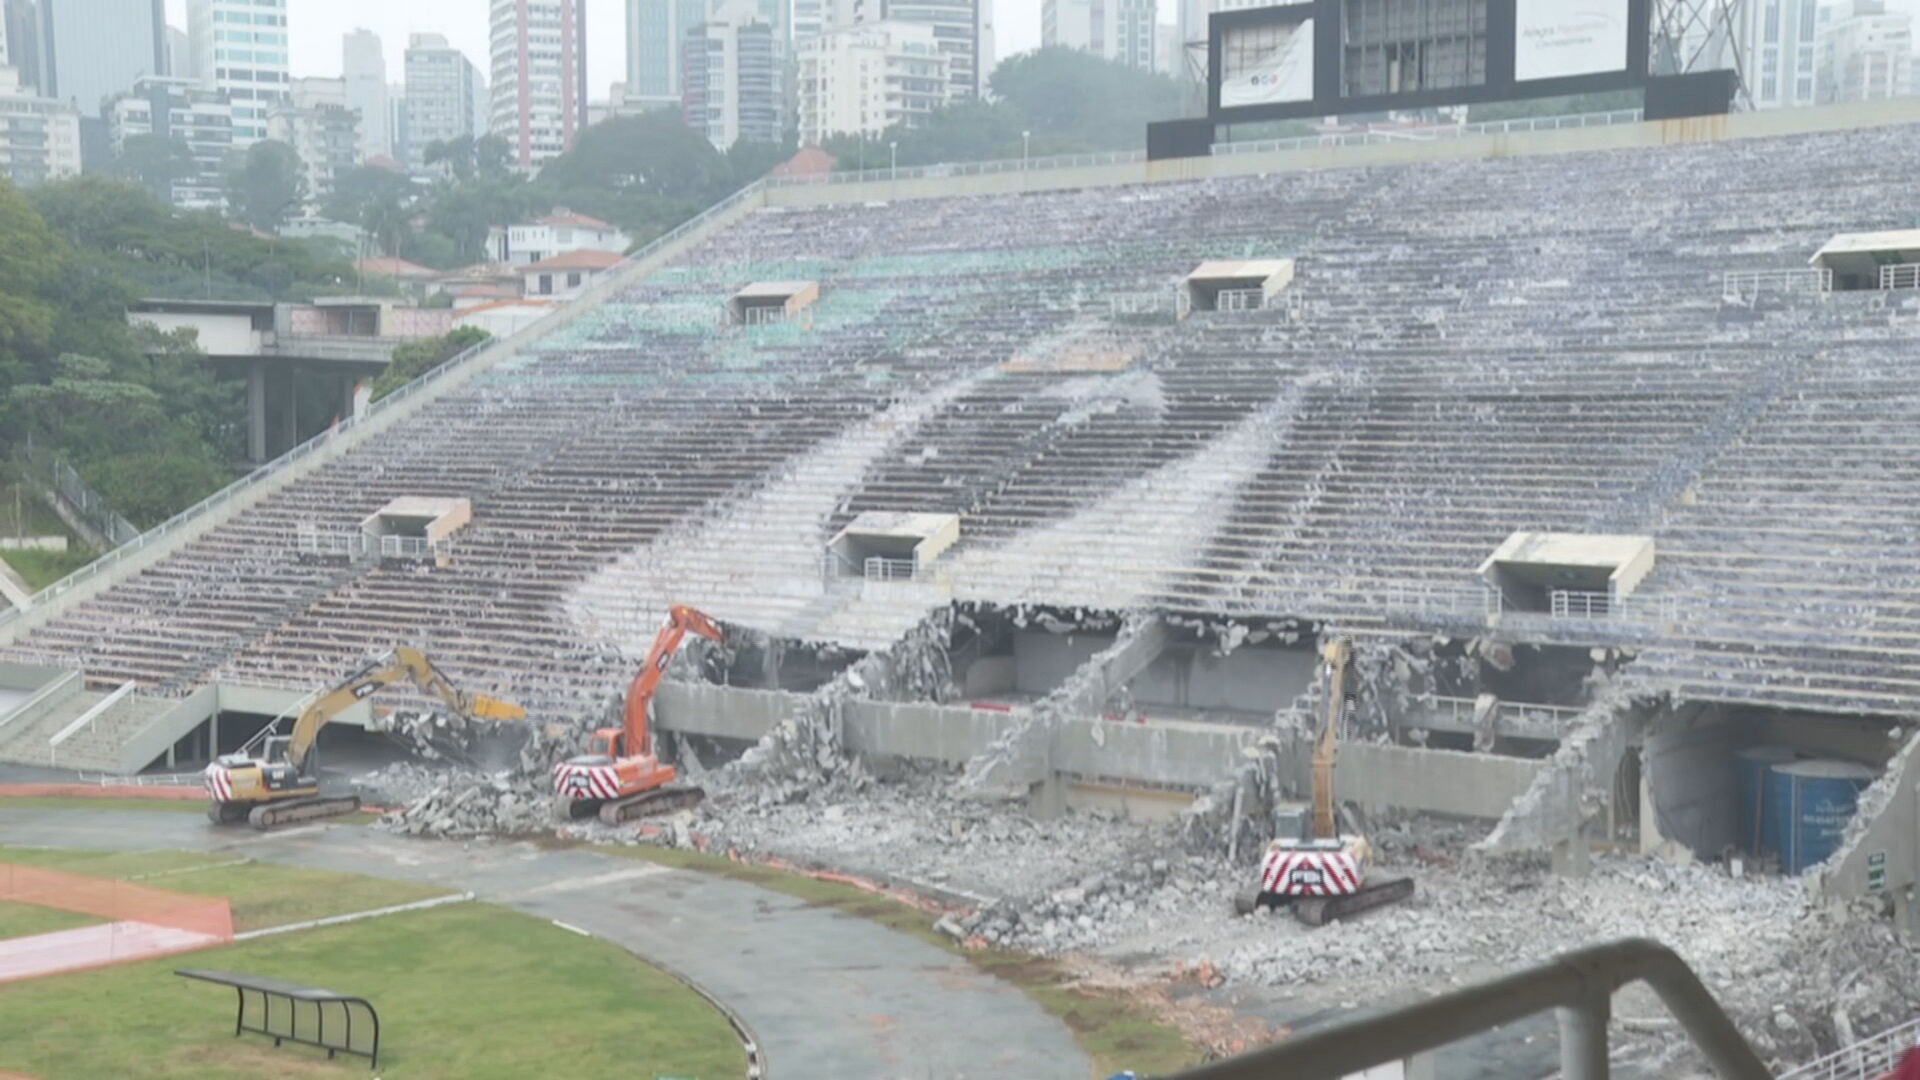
[0,848,451,933]
[0,899,97,939]
[0,903,747,1080]
[0,545,94,591]
[593,842,1203,1077]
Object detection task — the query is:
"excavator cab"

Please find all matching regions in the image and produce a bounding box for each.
[586,729,622,758]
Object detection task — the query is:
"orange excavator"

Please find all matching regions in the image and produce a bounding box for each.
[553,604,721,824]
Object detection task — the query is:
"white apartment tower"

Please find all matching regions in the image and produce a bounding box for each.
[1818,0,1912,103]
[1744,0,1820,107]
[681,2,783,149]
[106,74,233,207]
[187,0,287,145]
[797,20,949,144]
[490,0,587,169]
[342,28,388,162]
[1043,0,1157,71]
[0,62,78,183]
[405,32,484,171]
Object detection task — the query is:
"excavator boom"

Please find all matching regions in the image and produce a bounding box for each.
[623,605,724,759]
[1311,638,1351,841]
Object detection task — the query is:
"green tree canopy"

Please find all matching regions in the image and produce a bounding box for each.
[227,140,306,233]
[109,134,199,204]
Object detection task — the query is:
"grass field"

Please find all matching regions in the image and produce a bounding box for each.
[0,903,747,1079]
[592,842,1203,1076]
[0,547,94,591]
[0,900,96,940]
[0,848,450,933]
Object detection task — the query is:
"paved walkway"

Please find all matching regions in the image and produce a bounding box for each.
[0,809,1089,1080]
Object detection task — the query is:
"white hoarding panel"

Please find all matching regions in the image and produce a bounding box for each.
[1515,0,1629,81]
[1220,17,1315,107]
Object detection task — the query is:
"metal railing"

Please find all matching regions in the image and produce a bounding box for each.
[0,669,81,742]
[22,447,140,547]
[1880,263,1920,291]
[763,148,1145,189]
[73,770,200,787]
[1171,938,1768,1080]
[862,556,919,582]
[1781,1017,1920,1080]
[0,177,771,632]
[374,535,449,560]
[1551,589,1616,618]
[1214,288,1267,312]
[1723,267,1833,301]
[47,681,136,767]
[1423,695,1588,732]
[1213,108,1646,157]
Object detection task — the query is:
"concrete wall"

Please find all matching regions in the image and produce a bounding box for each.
[1131,644,1316,714]
[1013,631,1108,696]
[1820,729,1920,934]
[762,98,1920,211]
[656,682,1540,820]
[0,661,73,692]
[136,312,262,356]
[1645,712,1738,857]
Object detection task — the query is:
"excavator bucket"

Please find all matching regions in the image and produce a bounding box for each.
[469,695,528,722]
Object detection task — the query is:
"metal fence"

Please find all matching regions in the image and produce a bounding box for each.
[1880,263,1920,290]
[21,447,140,548]
[0,178,770,630]
[763,148,1145,189]
[1780,1016,1920,1080]
[1723,267,1833,302]
[1213,109,1647,157]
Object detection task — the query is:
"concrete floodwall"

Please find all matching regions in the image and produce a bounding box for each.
[0,186,768,650]
[763,98,1920,212]
[1818,729,1920,934]
[657,682,1539,818]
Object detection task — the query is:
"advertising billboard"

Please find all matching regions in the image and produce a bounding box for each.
[1514,0,1630,81]
[1219,16,1316,107]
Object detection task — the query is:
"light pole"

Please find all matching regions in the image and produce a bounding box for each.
[889,140,898,195]
[1022,130,1032,191]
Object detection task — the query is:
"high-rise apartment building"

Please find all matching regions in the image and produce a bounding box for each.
[1818,0,1913,102]
[628,0,784,113]
[34,0,165,115]
[387,83,408,166]
[489,0,587,170]
[840,0,987,99]
[405,33,483,170]
[797,19,948,144]
[3,1,35,90]
[343,29,388,162]
[1043,0,1157,70]
[106,74,231,207]
[187,0,288,145]
[269,77,358,207]
[0,61,77,182]
[1745,0,1820,107]
[166,25,190,80]
[682,2,783,149]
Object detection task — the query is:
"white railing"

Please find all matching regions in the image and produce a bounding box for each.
[1551,590,1615,618]
[763,148,1145,189]
[72,770,200,787]
[1108,291,1178,319]
[23,447,141,547]
[47,681,136,766]
[1722,267,1832,301]
[862,556,918,582]
[1781,1016,1920,1080]
[1880,263,1920,290]
[0,176,771,632]
[374,535,450,560]
[1213,108,1646,157]
[1424,695,1588,733]
[1214,288,1267,312]
[296,527,367,559]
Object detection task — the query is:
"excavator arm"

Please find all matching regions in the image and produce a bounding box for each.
[624,605,725,758]
[1311,638,1352,841]
[282,648,526,773]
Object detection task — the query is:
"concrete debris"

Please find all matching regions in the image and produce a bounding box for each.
[368,708,531,769]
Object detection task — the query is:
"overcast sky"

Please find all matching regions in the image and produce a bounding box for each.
[160,0,1165,97]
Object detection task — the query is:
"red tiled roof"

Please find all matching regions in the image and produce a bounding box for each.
[535,209,614,229]
[356,256,436,278]
[773,147,837,176]
[519,249,623,273]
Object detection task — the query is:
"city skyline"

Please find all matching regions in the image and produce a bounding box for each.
[161,0,1176,99]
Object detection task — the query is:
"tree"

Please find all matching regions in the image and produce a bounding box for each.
[0,180,63,389]
[474,134,513,177]
[227,140,306,233]
[370,326,490,400]
[326,165,417,256]
[537,112,732,205]
[109,134,198,203]
[989,48,1183,150]
[424,135,476,181]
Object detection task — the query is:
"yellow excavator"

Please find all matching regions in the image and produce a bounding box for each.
[1237,637,1414,926]
[204,647,526,829]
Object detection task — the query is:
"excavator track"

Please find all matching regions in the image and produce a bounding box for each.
[1292,875,1414,927]
[248,795,362,831]
[598,785,706,826]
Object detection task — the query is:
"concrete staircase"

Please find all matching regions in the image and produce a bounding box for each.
[0,683,187,773]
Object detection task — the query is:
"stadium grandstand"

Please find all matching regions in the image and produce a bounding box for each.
[3,99,1920,924]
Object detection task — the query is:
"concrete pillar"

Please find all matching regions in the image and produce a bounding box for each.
[1027,773,1065,820]
[281,367,299,454]
[247,361,268,462]
[1552,781,1591,877]
[1403,1050,1438,1080]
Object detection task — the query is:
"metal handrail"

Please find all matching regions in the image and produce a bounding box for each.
[764,148,1145,189]
[0,177,769,631]
[1171,938,1769,1080]
[1781,1016,1920,1080]
[1879,263,1920,290]
[1213,108,1647,156]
